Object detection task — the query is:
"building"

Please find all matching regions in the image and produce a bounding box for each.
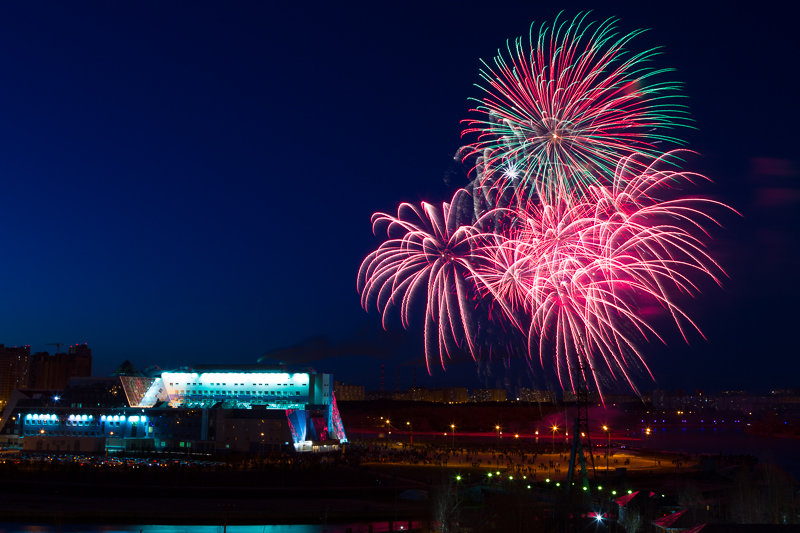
[333,381,365,402]
[0,345,30,410]
[517,388,555,403]
[562,390,601,404]
[29,344,92,390]
[471,388,507,402]
[0,365,347,454]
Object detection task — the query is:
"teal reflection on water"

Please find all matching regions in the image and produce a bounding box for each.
[1,526,324,533]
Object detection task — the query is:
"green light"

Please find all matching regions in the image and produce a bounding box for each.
[496,471,500,475]
[526,485,531,489]
[555,482,561,487]
[545,478,550,483]
[612,490,617,495]
[582,486,588,491]
[597,486,602,490]
[487,473,492,477]
[455,475,461,481]
[508,476,513,480]
[628,490,633,494]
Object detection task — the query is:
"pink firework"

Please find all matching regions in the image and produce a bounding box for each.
[474,152,732,396]
[358,12,733,395]
[461,13,689,205]
[358,189,499,371]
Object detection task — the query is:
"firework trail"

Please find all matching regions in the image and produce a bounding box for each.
[358,189,514,371]
[461,12,690,206]
[473,152,731,396]
[358,13,732,395]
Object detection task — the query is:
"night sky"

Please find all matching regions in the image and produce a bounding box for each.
[0,2,797,393]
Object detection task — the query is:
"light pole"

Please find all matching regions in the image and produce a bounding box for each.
[602,425,610,473]
[406,421,413,446]
[495,424,501,443]
[551,425,558,454]
[450,423,455,449]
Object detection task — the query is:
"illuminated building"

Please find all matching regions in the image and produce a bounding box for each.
[0,345,30,410]
[471,388,508,402]
[333,381,365,402]
[0,365,347,454]
[517,388,555,403]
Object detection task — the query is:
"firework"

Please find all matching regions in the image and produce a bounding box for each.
[473,152,730,396]
[358,189,489,371]
[358,13,732,396]
[461,12,690,205]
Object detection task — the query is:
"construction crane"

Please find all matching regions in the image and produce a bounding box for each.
[46,342,63,354]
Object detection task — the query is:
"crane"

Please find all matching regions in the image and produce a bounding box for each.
[46,342,63,354]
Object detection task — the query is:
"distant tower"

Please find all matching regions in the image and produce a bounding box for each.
[566,360,596,493]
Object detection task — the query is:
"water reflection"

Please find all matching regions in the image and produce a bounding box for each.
[1,522,418,533]
[5,526,319,533]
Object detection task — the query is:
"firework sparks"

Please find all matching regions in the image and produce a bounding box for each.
[358,13,732,396]
[358,189,490,371]
[461,12,690,205]
[472,152,731,396]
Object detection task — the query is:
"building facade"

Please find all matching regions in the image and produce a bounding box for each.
[0,366,346,454]
[29,344,92,390]
[0,345,30,410]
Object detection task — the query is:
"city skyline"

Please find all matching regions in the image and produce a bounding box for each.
[0,2,797,393]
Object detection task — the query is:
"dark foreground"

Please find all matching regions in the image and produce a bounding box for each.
[1,441,798,532]
[0,457,426,526]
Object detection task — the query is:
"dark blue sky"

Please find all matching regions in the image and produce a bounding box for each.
[0,2,797,393]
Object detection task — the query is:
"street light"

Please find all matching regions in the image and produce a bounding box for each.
[495,424,501,442]
[450,423,455,449]
[551,425,558,453]
[602,425,610,473]
[406,421,413,446]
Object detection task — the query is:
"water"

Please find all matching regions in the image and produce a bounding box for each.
[0,527,319,533]
[0,522,416,533]
[642,427,800,479]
